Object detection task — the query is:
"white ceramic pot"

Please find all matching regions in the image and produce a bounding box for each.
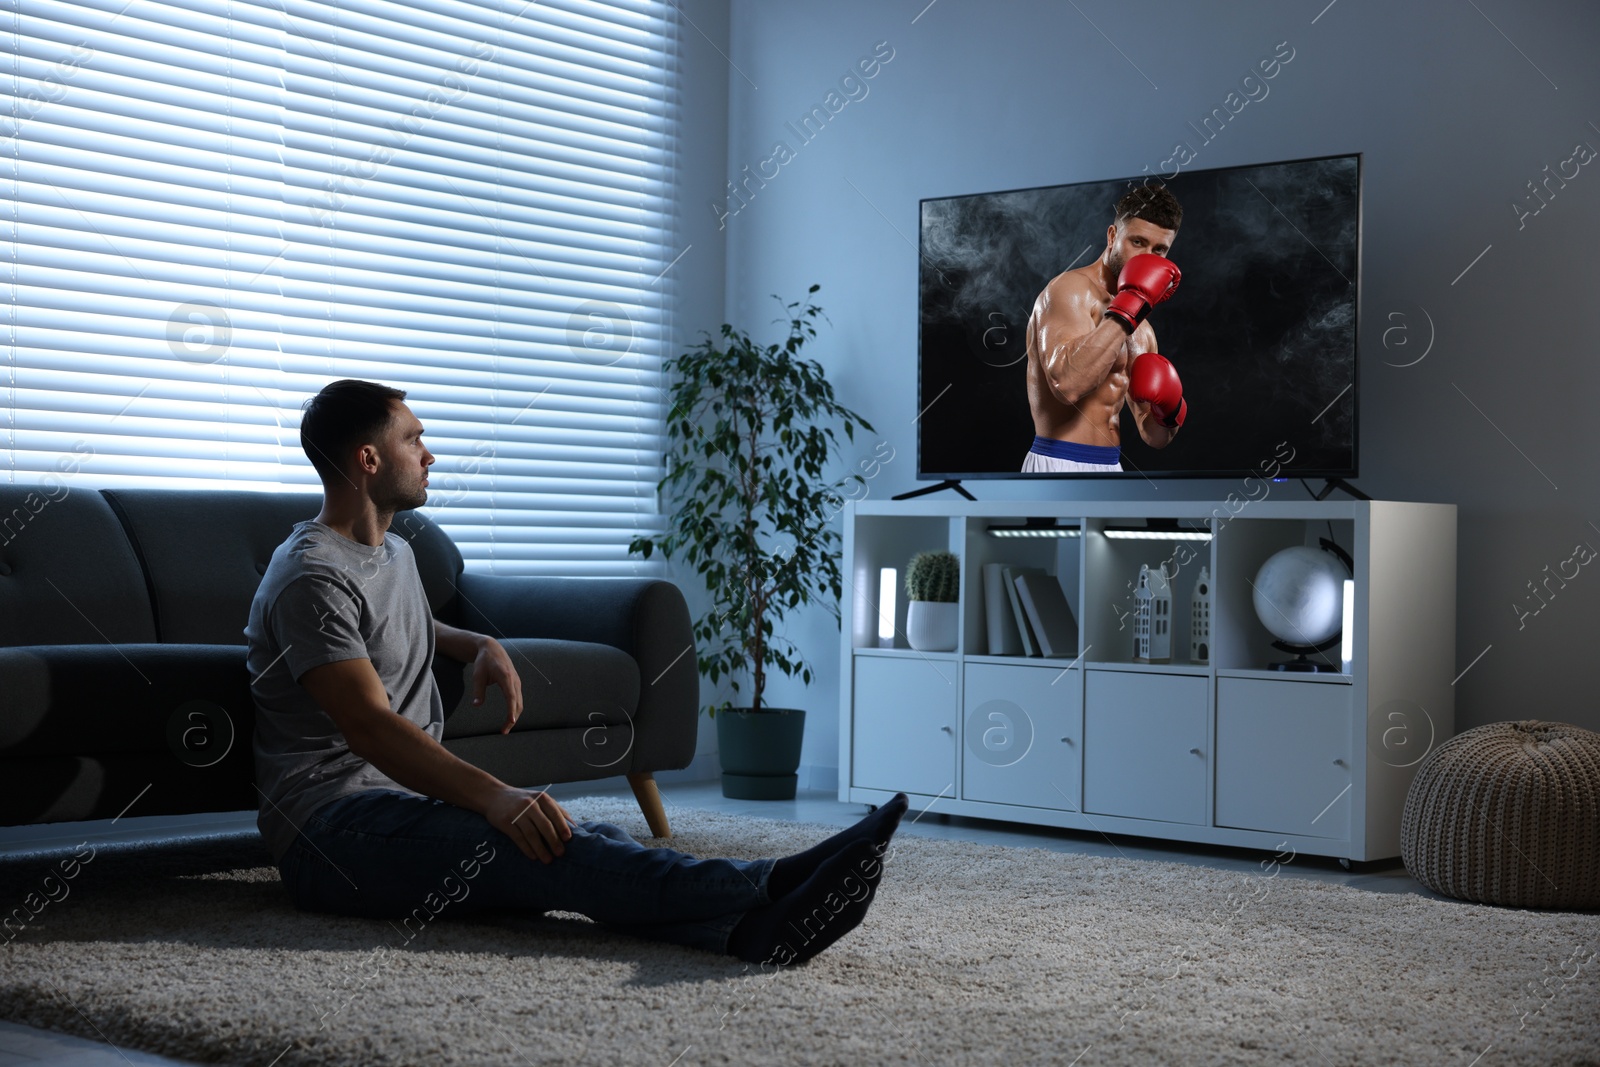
[905,600,958,651]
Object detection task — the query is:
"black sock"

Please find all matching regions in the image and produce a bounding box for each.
[726,838,884,966]
[765,793,907,901]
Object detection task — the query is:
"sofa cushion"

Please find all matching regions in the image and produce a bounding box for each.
[0,644,253,759]
[0,751,257,825]
[0,486,157,647]
[0,642,258,825]
[99,489,464,644]
[100,489,321,645]
[442,726,641,789]
[436,637,640,740]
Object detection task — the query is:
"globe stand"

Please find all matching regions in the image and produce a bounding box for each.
[1267,634,1343,673]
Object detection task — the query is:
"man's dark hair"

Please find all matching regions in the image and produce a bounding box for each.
[300,379,407,481]
[1114,182,1183,233]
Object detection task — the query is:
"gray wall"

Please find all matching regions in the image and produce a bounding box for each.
[652,0,731,777]
[679,0,1600,785]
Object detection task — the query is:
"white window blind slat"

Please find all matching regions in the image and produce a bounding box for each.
[6,0,679,576]
[286,0,671,89]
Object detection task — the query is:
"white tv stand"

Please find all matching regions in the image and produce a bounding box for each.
[838,498,1457,864]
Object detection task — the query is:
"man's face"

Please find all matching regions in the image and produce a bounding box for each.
[1104,217,1177,277]
[371,400,434,511]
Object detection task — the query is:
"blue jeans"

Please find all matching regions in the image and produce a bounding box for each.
[277,788,776,956]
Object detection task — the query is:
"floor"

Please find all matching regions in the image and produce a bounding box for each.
[0,779,1435,1065]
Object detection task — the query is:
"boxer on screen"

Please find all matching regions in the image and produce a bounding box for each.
[1022,183,1188,473]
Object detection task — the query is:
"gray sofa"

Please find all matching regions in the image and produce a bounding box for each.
[0,487,698,838]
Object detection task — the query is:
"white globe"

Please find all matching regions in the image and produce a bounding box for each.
[1252,546,1348,646]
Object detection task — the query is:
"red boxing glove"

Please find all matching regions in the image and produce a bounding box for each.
[1130,352,1186,428]
[1105,254,1181,333]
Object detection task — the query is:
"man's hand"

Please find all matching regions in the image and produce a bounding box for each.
[486,787,575,864]
[470,637,524,734]
[435,620,525,734]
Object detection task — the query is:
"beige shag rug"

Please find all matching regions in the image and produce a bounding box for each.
[2,797,1597,1066]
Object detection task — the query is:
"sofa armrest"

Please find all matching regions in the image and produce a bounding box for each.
[454,575,698,773]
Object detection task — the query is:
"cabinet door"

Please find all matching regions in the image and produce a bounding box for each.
[852,656,957,797]
[962,662,1083,811]
[1215,678,1353,839]
[1083,670,1209,824]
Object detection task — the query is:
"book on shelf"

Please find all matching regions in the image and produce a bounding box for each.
[1002,565,1046,656]
[1013,570,1079,659]
[982,562,1024,655]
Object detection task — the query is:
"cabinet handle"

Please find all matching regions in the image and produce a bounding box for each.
[1061,736,1074,745]
[941,725,953,734]
[1332,757,1346,767]
[1189,747,1202,756]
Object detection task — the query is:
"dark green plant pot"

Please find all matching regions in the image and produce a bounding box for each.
[716,707,806,800]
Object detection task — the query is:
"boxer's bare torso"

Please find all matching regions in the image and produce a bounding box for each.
[1025,265,1158,447]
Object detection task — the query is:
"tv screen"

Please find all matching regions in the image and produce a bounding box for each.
[917,152,1359,482]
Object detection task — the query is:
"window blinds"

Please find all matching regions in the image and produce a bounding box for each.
[4,0,678,575]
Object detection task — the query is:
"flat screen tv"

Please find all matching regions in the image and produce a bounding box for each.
[917,152,1359,483]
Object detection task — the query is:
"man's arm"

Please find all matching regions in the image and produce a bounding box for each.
[1030,275,1129,407]
[298,658,570,862]
[435,619,486,661]
[434,619,524,732]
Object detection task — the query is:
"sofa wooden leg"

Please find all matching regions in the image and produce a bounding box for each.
[627,771,671,838]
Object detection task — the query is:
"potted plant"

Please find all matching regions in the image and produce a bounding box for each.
[628,285,876,800]
[904,550,960,651]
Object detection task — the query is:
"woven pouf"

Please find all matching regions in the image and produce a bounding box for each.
[1401,720,1600,909]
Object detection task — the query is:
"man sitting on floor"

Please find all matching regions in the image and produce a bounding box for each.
[247,378,907,965]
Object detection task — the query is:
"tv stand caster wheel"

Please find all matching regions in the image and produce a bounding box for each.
[1339,858,1352,871]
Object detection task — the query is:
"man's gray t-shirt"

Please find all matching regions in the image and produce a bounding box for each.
[245,520,444,865]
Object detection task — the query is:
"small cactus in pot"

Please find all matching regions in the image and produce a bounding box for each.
[904,550,960,651]
[906,551,960,603]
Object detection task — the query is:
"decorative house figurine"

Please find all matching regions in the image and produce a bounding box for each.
[1132,563,1172,663]
[1190,565,1212,665]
